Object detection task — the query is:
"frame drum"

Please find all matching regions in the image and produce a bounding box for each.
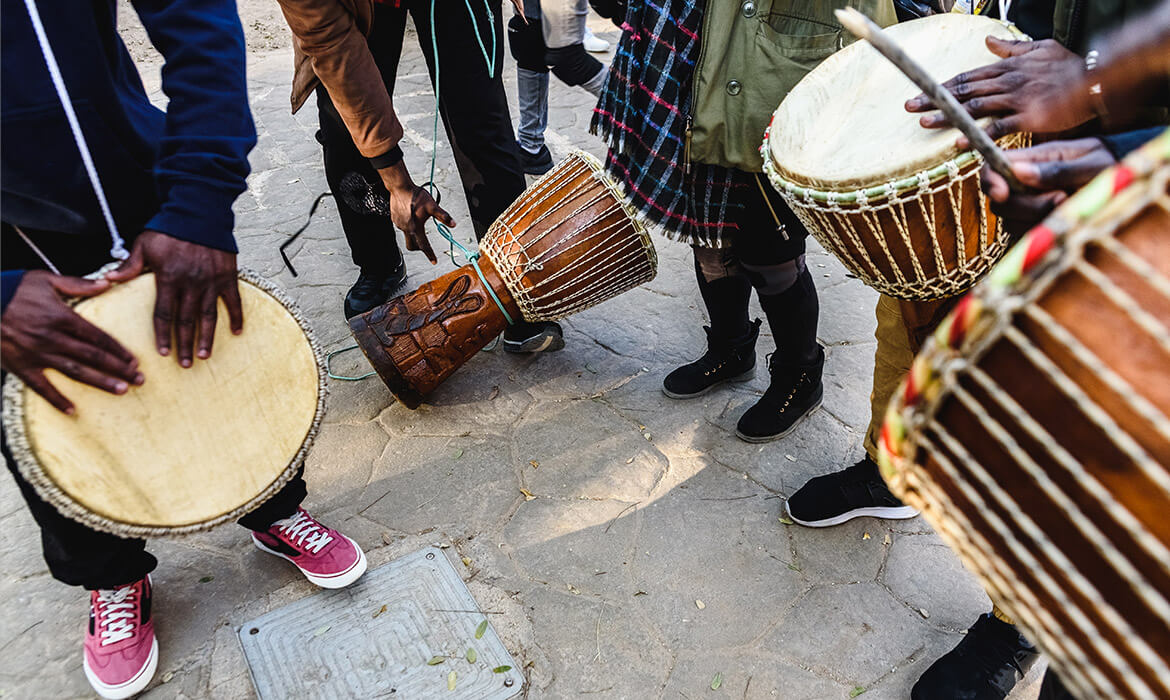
[2,270,325,537]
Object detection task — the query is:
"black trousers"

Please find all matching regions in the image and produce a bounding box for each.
[315,0,526,272]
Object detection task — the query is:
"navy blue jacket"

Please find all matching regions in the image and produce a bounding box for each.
[1,0,256,309]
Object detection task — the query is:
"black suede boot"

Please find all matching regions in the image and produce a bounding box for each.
[736,266,822,441]
[662,320,760,399]
[735,344,824,442]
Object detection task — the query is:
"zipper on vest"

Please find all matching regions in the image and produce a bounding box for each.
[685,11,711,177]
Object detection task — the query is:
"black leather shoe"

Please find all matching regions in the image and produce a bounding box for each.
[662,320,760,399]
[912,613,1040,700]
[735,345,824,442]
[502,320,565,353]
[343,258,407,320]
[518,142,554,176]
[785,456,918,528]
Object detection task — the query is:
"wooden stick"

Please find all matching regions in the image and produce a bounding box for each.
[835,7,1025,192]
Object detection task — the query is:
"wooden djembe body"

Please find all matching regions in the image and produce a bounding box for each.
[880,131,1170,700]
[349,152,655,408]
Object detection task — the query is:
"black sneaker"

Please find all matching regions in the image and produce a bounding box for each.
[785,456,918,527]
[735,345,824,442]
[344,258,408,320]
[912,613,1040,700]
[502,320,565,353]
[518,143,554,176]
[662,320,760,399]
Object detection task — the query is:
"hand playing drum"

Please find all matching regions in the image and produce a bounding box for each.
[980,138,1119,235]
[904,36,1093,141]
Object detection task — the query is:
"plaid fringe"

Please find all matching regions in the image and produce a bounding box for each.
[591,0,755,249]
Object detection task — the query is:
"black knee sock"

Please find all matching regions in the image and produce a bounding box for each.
[695,262,752,340]
[758,267,819,365]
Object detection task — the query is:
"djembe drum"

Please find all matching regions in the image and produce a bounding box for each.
[879,129,1170,699]
[763,14,1030,300]
[348,151,655,409]
[1,271,325,537]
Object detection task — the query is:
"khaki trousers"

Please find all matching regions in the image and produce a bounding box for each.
[861,293,1014,625]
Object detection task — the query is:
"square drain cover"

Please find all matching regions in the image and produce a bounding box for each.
[239,547,523,699]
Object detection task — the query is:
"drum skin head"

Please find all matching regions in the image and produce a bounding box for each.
[12,273,321,534]
[768,14,1022,191]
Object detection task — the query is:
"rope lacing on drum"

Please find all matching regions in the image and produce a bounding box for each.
[95,584,141,646]
[272,510,334,554]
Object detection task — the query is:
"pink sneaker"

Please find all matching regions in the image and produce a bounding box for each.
[83,576,158,699]
[252,508,367,589]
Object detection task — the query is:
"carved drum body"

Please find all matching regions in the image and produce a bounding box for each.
[349,152,654,408]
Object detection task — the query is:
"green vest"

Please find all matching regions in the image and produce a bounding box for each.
[689,0,898,171]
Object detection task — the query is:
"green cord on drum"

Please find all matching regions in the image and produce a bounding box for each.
[424,0,515,326]
[325,344,376,381]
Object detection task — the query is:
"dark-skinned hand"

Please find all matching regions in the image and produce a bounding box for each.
[378,160,456,265]
[0,271,143,414]
[106,230,243,367]
[981,138,1116,235]
[906,37,1095,140]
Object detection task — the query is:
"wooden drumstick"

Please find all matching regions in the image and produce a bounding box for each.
[835,7,1025,192]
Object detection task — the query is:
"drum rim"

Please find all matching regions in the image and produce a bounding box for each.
[0,267,328,538]
[762,14,1026,192]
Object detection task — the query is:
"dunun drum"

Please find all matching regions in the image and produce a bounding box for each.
[1,270,325,537]
[349,151,655,408]
[880,130,1170,699]
[763,14,1030,300]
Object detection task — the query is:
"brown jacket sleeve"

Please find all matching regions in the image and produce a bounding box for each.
[276,0,404,159]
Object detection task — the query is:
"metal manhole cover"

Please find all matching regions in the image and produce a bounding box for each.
[239,547,524,699]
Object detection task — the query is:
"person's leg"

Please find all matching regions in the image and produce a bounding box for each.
[508,1,554,174]
[662,246,759,399]
[542,0,607,95]
[411,0,525,239]
[3,428,159,698]
[2,431,156,589]
[411,0,562,352]
[242,466,367,590]
[316,5,411,318]
[316,86,403,278]
[784,293,921,526]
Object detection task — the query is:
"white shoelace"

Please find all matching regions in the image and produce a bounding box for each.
[274,511,334,554]
[95,584,139,646]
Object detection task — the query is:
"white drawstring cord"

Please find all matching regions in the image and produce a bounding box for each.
[21,0,129,261]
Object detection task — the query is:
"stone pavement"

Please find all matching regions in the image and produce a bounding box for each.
[0,14,1045,700]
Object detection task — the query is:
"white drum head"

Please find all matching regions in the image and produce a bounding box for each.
[767,14,1023,191]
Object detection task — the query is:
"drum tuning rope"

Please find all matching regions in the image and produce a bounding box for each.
[22,0,129,262]
[422,0,516,326]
